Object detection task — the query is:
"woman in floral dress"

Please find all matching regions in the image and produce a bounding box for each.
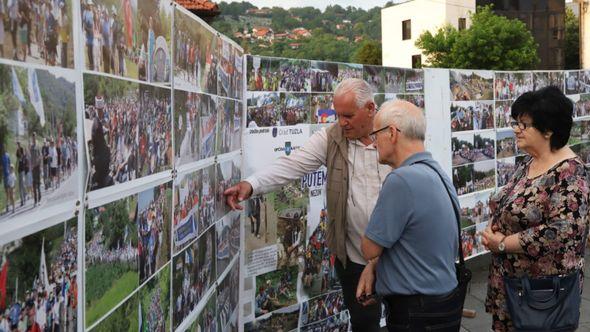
[482,86,589,331]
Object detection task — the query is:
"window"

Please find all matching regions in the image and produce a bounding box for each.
[458,18,466,31]
[412,55,422,68]
[402,20,411,40]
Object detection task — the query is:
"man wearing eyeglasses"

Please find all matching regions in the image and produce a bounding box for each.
[224,78,390,331]
[356,100,463,331]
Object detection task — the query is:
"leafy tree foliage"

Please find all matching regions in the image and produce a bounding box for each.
[565,6,580,70]
[353,40,382,65]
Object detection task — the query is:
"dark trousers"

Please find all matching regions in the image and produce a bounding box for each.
[32,166,41,203]
[383,288,463,332]
[335,258,382,332]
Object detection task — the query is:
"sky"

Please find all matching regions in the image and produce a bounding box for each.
[225,0,403,11]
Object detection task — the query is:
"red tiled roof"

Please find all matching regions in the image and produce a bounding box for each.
[176,0,218,11]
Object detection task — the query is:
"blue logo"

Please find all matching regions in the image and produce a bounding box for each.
[272,127,278,137]
[285,142,292,156]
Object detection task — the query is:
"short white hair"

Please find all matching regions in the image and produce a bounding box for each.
[333,78,374,109]
[378,100,426,141]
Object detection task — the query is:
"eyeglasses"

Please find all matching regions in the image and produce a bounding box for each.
[369,125,401,141]
[509,120,533,130]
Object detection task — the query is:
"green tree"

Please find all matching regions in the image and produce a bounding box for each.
[565,7,580,69]
[352,40,382,65]
[416,5,539,70]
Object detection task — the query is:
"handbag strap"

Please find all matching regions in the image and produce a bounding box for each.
[415,161,465,267]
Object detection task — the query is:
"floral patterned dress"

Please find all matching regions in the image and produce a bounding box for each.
[485,157,589,331]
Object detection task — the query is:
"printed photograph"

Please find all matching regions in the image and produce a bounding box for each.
[300,312,350,332]
[215,156,241,221]
[90,293,138,332]
[459,191,490,228]
[0,64,78,221]
[245,304,300,332]
[217,38,237,97]
[460,226,477,258]
[450,70,493,101]
[494,72,533,100]
[452,164,474,196]
[278,59,310,92]
[136,0,171,83]
[494,100,513,129]
[575,93,590,118]
[363,65,384,93]
[190,292,217,332]
[85,195,138,327]
[217,261,239,329]
[216,98,241,155]
[247,55,280,91]
[4,0,74,68]
[172,226,216,330]
[254,265,298,317]
[405,69,423,93]
[579,70,590,93]
[0,217,77,332]
[137,183,171,283]
[138,263,170,332]
[216,211,240,278]
[533,71,564,91]
[200,95,217,160]
[571,142,590,164]
[173,169,200,253]
[281,93,310,126]
[472,131,495,162]
[310,61,338,92]
[450,102,473,132]
[472,160,495,193]
[337,63,363,87]
[232,47,244,100]
[84,74,139,191]
[395,93,425,108]
[451,132,474,166]
[472,101,494,130]
[569,120,590,146]
[199,164,216,236]
[174,90,200,166]
[496,130,516,158]
[300,291,345,326]
[311,94,336,124]
[247,92,281,128]
[497,157,516,187]
[383,67,405,93]
[565,71,580,95]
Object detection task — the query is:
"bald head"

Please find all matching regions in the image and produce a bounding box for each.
[376,100,426,141]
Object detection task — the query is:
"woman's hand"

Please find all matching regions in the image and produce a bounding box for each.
[356,263,377,306]
[482,224,506,253]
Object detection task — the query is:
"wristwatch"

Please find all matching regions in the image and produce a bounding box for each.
[498,236,506,253]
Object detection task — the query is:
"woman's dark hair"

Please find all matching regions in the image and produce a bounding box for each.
[511,85,573,151]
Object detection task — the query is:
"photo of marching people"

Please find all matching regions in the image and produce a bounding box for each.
[565,70,580,95]
[451,132,474,166]
[217,261,239,330]
[173,8,202,91]
[0,64,78,221]
[310,61,338,92]
[217,38,237,97]
[494,100,512,128]
[91,293,138,331]
[450,70,494,101]
[174,90,200,166]
[472,101,494,130]
[533,71,564,91]
[302,208,340,299]
[215,156,241,222]
[85,195,138,327]
[2,0,74,68]
[497,157,515,187]
[473,132,495,162]
[232,47,244,100]
[472,160,495,192]
[395,93,425,108]
[173,169,200,253]
[569,120,590,146]
[247,92,281,128]
[254,265,298,318]
[459,191,491,228]
[190,292,217,332]
[278,59,310,92]
[383,67,405,93]
[299,291,345,327]
[200,95,217,160]
[453,163,474,196]
[245,304,300,332]
[137,84,172,177]
[136,0,171,83]
[230,101,242,152]
[311,94,336,124]
[363,65,384,93]
[574,93,590,118]
[216,213,239,279]
[281,93,310,126]
[494,72,533,100]
[247,55,280,91]
[137,183,171,283]
[84,74,139,191]
[216,98,239,156]
[0,217,77,332]
[405,69,423,92]
[138,263,171,332]
[81,0,137,77]
[450,102,474,132]
[460,226,477,258]
[579,70,590,93]
[496,130,516,158]
[172,226,215,330]
[199,164,216,236]
[300,312,350,332]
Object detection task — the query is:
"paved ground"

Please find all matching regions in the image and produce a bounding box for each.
[460,248,590,332]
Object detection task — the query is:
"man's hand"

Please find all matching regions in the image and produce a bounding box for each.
[356,263,377,306]
[223,181,253,210]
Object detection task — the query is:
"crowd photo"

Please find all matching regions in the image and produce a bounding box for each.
[217,38,241,98]
[278,59,310,92]
[310,61,338,92]
[450,70,494,101]
[247,92,281,128]
[0,218,77,332]
[138,264,171,332]
[533,71,564,91]
[472,160,495,192]
[494,72,533,100]
[575,94,590,117]
[459,192,490,227]
[217,262,239,330]
[494,100,512,128]
[497,157,516,187]
[173,170,200,253]
[281,93,310,126]
[472,101,494,130]
[383,67,405,93]
[451,133,474,166]
[405,69,423,92]
[311,94,336,124]
[496,130,517,158]
[363,65,384,93]
[300,291,345,327]
[190,293,217,332]
[172,227,215,330]
[300,312,350,332]
[200,96,217,160]
[0,65,79,221]
[174,90,200,166]
[565,71,580,95]
[254,266,298,317]
[199,165,216,237]
[450,102,474,132]
[473,132,495,162]
[2,0,74,67]
[247,55,280,91]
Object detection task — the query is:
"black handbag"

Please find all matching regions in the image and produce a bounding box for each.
[417,161,472,305]
[503,271,581,332]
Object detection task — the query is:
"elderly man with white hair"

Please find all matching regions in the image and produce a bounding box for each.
[356,100,464,332]
[224,78,389,331]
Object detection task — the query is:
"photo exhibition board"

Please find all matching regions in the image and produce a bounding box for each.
[242,55,425,330]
